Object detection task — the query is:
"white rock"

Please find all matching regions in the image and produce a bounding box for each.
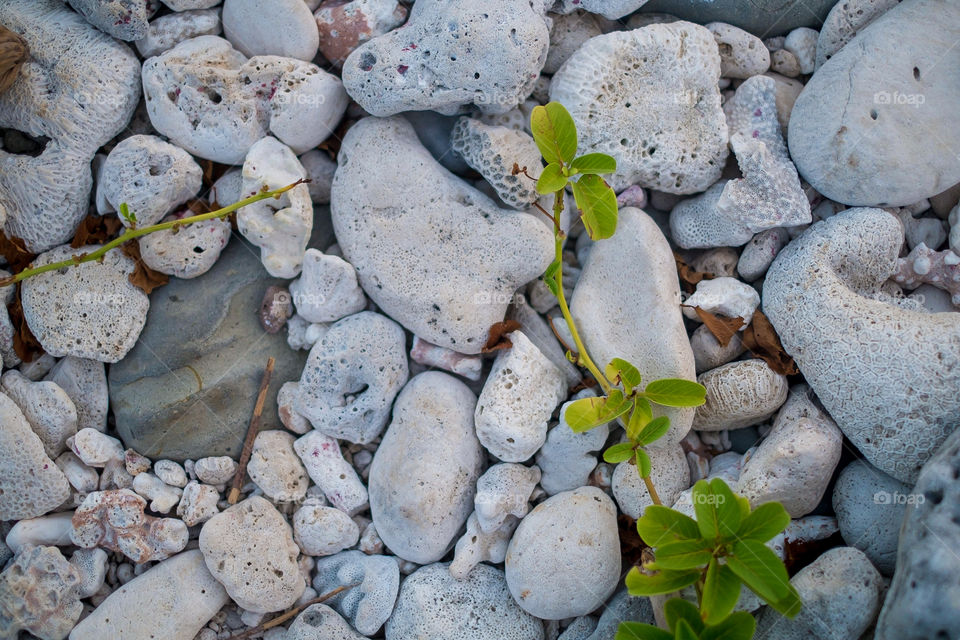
[142,36,348,163]
[294,505,360,556]
[299,150,337,204]
[45,357,108,433]
[612,443,690,519]
[450,118,543,209]
[571,208,696,444]
[54,452,99,494]
[690,324,746,374]
[475,332,567,462]
[544,11,603,74]
[313,550,400,636]
[139,213,232,279]
[21,245,150,362]
[331,116,553,354]
[410,336,483,382]
[278,382,313,434]
[550,22,728,193]
[0,0,141,254]
[294,430,369,516]
[136,8,222,58]
[737,227,791,281]
[248,430,309,503]
[450,512,519,580]
[770,48,801,76]
[223,0,320,61]
[132,472,183,514]
[706,22,770,78]
[474,464,540,533]
[289,250,366,323]
[1,370,77,459]
[177,481,220,526]
[296,311,408,444]
[238,136,313,278]
[0,544,82,639]
[783,27,818,74]
[505,487,620,619]
[368,372,484,564]
[162,0,221,9]
[694,360,789,431]
[98,134,203,227]
[194,456,237,486]
[5,512,75,553]
[69,547,108,599]
[70,550,229,640]
[815,0,899,69]
[199,496,305,613]
[285,603,367,639]
[68,428,124,467]
[536,393,609,496]
[66,0,150,40]
[152,460,188,488]
[682,277,760,325]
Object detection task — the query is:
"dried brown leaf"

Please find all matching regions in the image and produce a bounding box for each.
[674,252,714,293]
[482,319,522,353]
[743,310,799,376]
[8,286,42,362]
[70,214,124,249]
[686,306,746,348]
[120,241,169,294]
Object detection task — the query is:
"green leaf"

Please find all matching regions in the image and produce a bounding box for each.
[604,442,636,464]
[710,478,743,540]
[530,102,577,166]
[119,202,137,226]
[692,479,720,540]
[700,612,757,640]
[635,447,651,478]
[664,598,704,634]
[571,174,618,240]
[737,502,791,543]
[606,357,642,391]
[642,379,707,407]
[649,538,713,571]
[674,619,700,640]
[701,559,741,625]
[636,416,671,446]
[564,390,631,433]
[727,540,801,617]
[570,152,618,175]
[616,621,674,640]
[626,397,653,439]
[536,162,568,194]
[636,505,701,547]
[542,259,561,297]
[625,566,700,597]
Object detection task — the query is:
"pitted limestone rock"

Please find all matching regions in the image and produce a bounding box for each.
[313,551,400,636]
[1,370,77,460]
[0,545,81,640]
[45,357,108,433]
[693,360,789,432]
[289,250,367,323]
[247,430,309,503]
[294,430,369,516]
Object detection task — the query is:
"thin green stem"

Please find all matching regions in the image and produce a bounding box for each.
[550,189,612,393]
[642,473,663,506]
[0,180,306,287]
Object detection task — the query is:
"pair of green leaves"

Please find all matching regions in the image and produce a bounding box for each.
[530,102,618,241]
[626,478,800,628]
[119,202,137,227]
[617,600,756,640]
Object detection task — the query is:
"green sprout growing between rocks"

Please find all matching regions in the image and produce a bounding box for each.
[529,102,800,640]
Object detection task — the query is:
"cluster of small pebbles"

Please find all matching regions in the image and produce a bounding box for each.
[0,0,957,638]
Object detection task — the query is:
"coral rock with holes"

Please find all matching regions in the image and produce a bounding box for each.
[474,332,567,462]
[450,511,521,580]
[142,36,348,164]
[97,134,203,227]
[293,503,360,556]
[20,244,150,363]
[756,547,883,640]
[135,8,223,58]
[66,0,151,41]
[198,495,305,613]
[0,391,71,521]
[763,208,960,483]
[295,311,408,444]
[177,481,220,526]
[247,429,309,503]
[313,550,400,636]
[450,117,543,210]
[788,0,960,206]
[69,549,229,640]
[1,370,77,460]
[331,116,554,354]
[294,430,369,515]
[705,22,770,79]
[314,0,409,67]
[71,489,188,563]
[45,357,108,433]
[289,249,367,323]
[386,562,544,640]
[549,22,728,193]
[238,136,313,278]
[693,359,789,431]
[571,207,697,444]
[368,372,485,564]
[611,443,690,518]
[736,385,843,517]
[474,463,540,533]
[535,401,609,496]
[0,0,141,253]
[0,544,81,640]
[544,10,602,75]
[222,0,320,61]
[832,459,911,575]
[505,486,620,619]
[138,211,232,279]
[815,0,901,70]
[876,427,960,638]
[286,603,368,640]
[341,0,548,116]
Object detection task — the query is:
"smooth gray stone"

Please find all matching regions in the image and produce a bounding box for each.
[637,0,836,36]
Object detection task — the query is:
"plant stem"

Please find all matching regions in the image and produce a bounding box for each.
[550,190,612,393]
[0,180,306,287]
[642,474,662,507]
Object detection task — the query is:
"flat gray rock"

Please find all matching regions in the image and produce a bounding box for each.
[638,0,836,36]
